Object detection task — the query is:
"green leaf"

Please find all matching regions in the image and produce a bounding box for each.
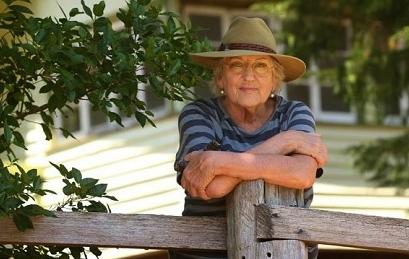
[21,171,32,184]
[60,165,71,178]
[169,59,181,75]
[48,93,65,112]
[69,247,83,259]
[21,204,56,217]
[7,115,19,127]
[69,8,82,17]
[90,246,102,256]
[21,43,36,53]
[63,184,74,195]
[71,168,82,183]
[49,161,60,172]
[34,29,47,43]
[88,183,107,196]
[4,197,23,209]
[40,111,54,125]
[60,128,76,139]
[81,0,93,19]
[27,168,37,178]
[12,212,33,231]
[108,111,124,127]
[40,123,52,140]
[78,26,90,39]
[4,121,13,144]
[8,4,33,14]
[85,201,107,213]
[134,111,147,127]
[167,16,176,33]
[93,1,105,17]
[80,178,98,189]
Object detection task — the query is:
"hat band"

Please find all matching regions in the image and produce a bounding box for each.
[218,43,276,53]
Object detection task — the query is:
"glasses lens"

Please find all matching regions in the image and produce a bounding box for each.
[253,62,270,76]
[228,61,244,73]
[227,61,271,76]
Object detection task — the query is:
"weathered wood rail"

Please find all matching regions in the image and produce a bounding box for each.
[1,180,409,257]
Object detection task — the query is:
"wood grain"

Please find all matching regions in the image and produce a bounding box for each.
[256,204,409,254]
[226,179,264,259]
[226,179,307,259]
[0,212,226,251]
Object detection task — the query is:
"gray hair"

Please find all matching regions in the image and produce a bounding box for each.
[211,57,285,96]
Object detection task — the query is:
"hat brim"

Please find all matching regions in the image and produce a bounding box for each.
[190,50,306,82]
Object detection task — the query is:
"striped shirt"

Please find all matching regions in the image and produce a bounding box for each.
[171,95,317,259]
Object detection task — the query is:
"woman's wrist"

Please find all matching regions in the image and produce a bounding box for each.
[211,151,229,176]
[267,131,296,155]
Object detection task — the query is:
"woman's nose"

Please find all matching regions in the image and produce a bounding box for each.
[243,64,255,80]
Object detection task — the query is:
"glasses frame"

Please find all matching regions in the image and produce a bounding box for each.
[224,59,274,77]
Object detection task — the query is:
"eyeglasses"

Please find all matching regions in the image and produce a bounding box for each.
[226,60,273,77]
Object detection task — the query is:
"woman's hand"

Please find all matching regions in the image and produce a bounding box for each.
[282,130,328,167]
[180,151,218,200]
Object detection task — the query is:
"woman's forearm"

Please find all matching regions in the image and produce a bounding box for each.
[183,131,326,199]
[203,138,293,198]
[248,131,327,167]
[204,151,316,199]
[248,132,295,155]
[213,151,317,190]
[205,175,241,198]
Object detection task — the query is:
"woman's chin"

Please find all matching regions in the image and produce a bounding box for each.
[236,99,263,109]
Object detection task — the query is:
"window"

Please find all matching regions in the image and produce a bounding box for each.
[189,14,222,43]
[286,84,311,107]
[320,85,350,113]
[384,92,409,125]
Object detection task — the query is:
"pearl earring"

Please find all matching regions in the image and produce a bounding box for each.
[271,93,275,98]
[220,89,225,95]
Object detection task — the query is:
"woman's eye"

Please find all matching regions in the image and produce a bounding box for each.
[230,62,244,68]
[255,62,268,69]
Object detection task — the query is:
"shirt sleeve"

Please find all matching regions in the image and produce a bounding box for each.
[285,101,316,133]
[174,101,218,184]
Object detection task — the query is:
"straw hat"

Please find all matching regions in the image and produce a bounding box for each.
[190,16,306,82]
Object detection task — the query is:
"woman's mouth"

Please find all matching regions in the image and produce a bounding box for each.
[239,87,257,92]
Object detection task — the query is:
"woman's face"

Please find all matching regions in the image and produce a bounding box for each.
[216,55,277,109]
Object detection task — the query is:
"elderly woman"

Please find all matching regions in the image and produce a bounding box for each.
[171,17,327,259]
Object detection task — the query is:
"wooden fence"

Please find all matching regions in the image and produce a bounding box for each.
[1,181,409,258]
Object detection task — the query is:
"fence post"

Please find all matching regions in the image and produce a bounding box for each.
[226,180,308,259]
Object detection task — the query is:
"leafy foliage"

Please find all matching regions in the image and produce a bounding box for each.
[348,132,409,190]
[253,0,409,189]
[0,161,111,258]
[0,0,211,257]
[50,162,117,213]
[0,163,56,231]
[0,0,211,162]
